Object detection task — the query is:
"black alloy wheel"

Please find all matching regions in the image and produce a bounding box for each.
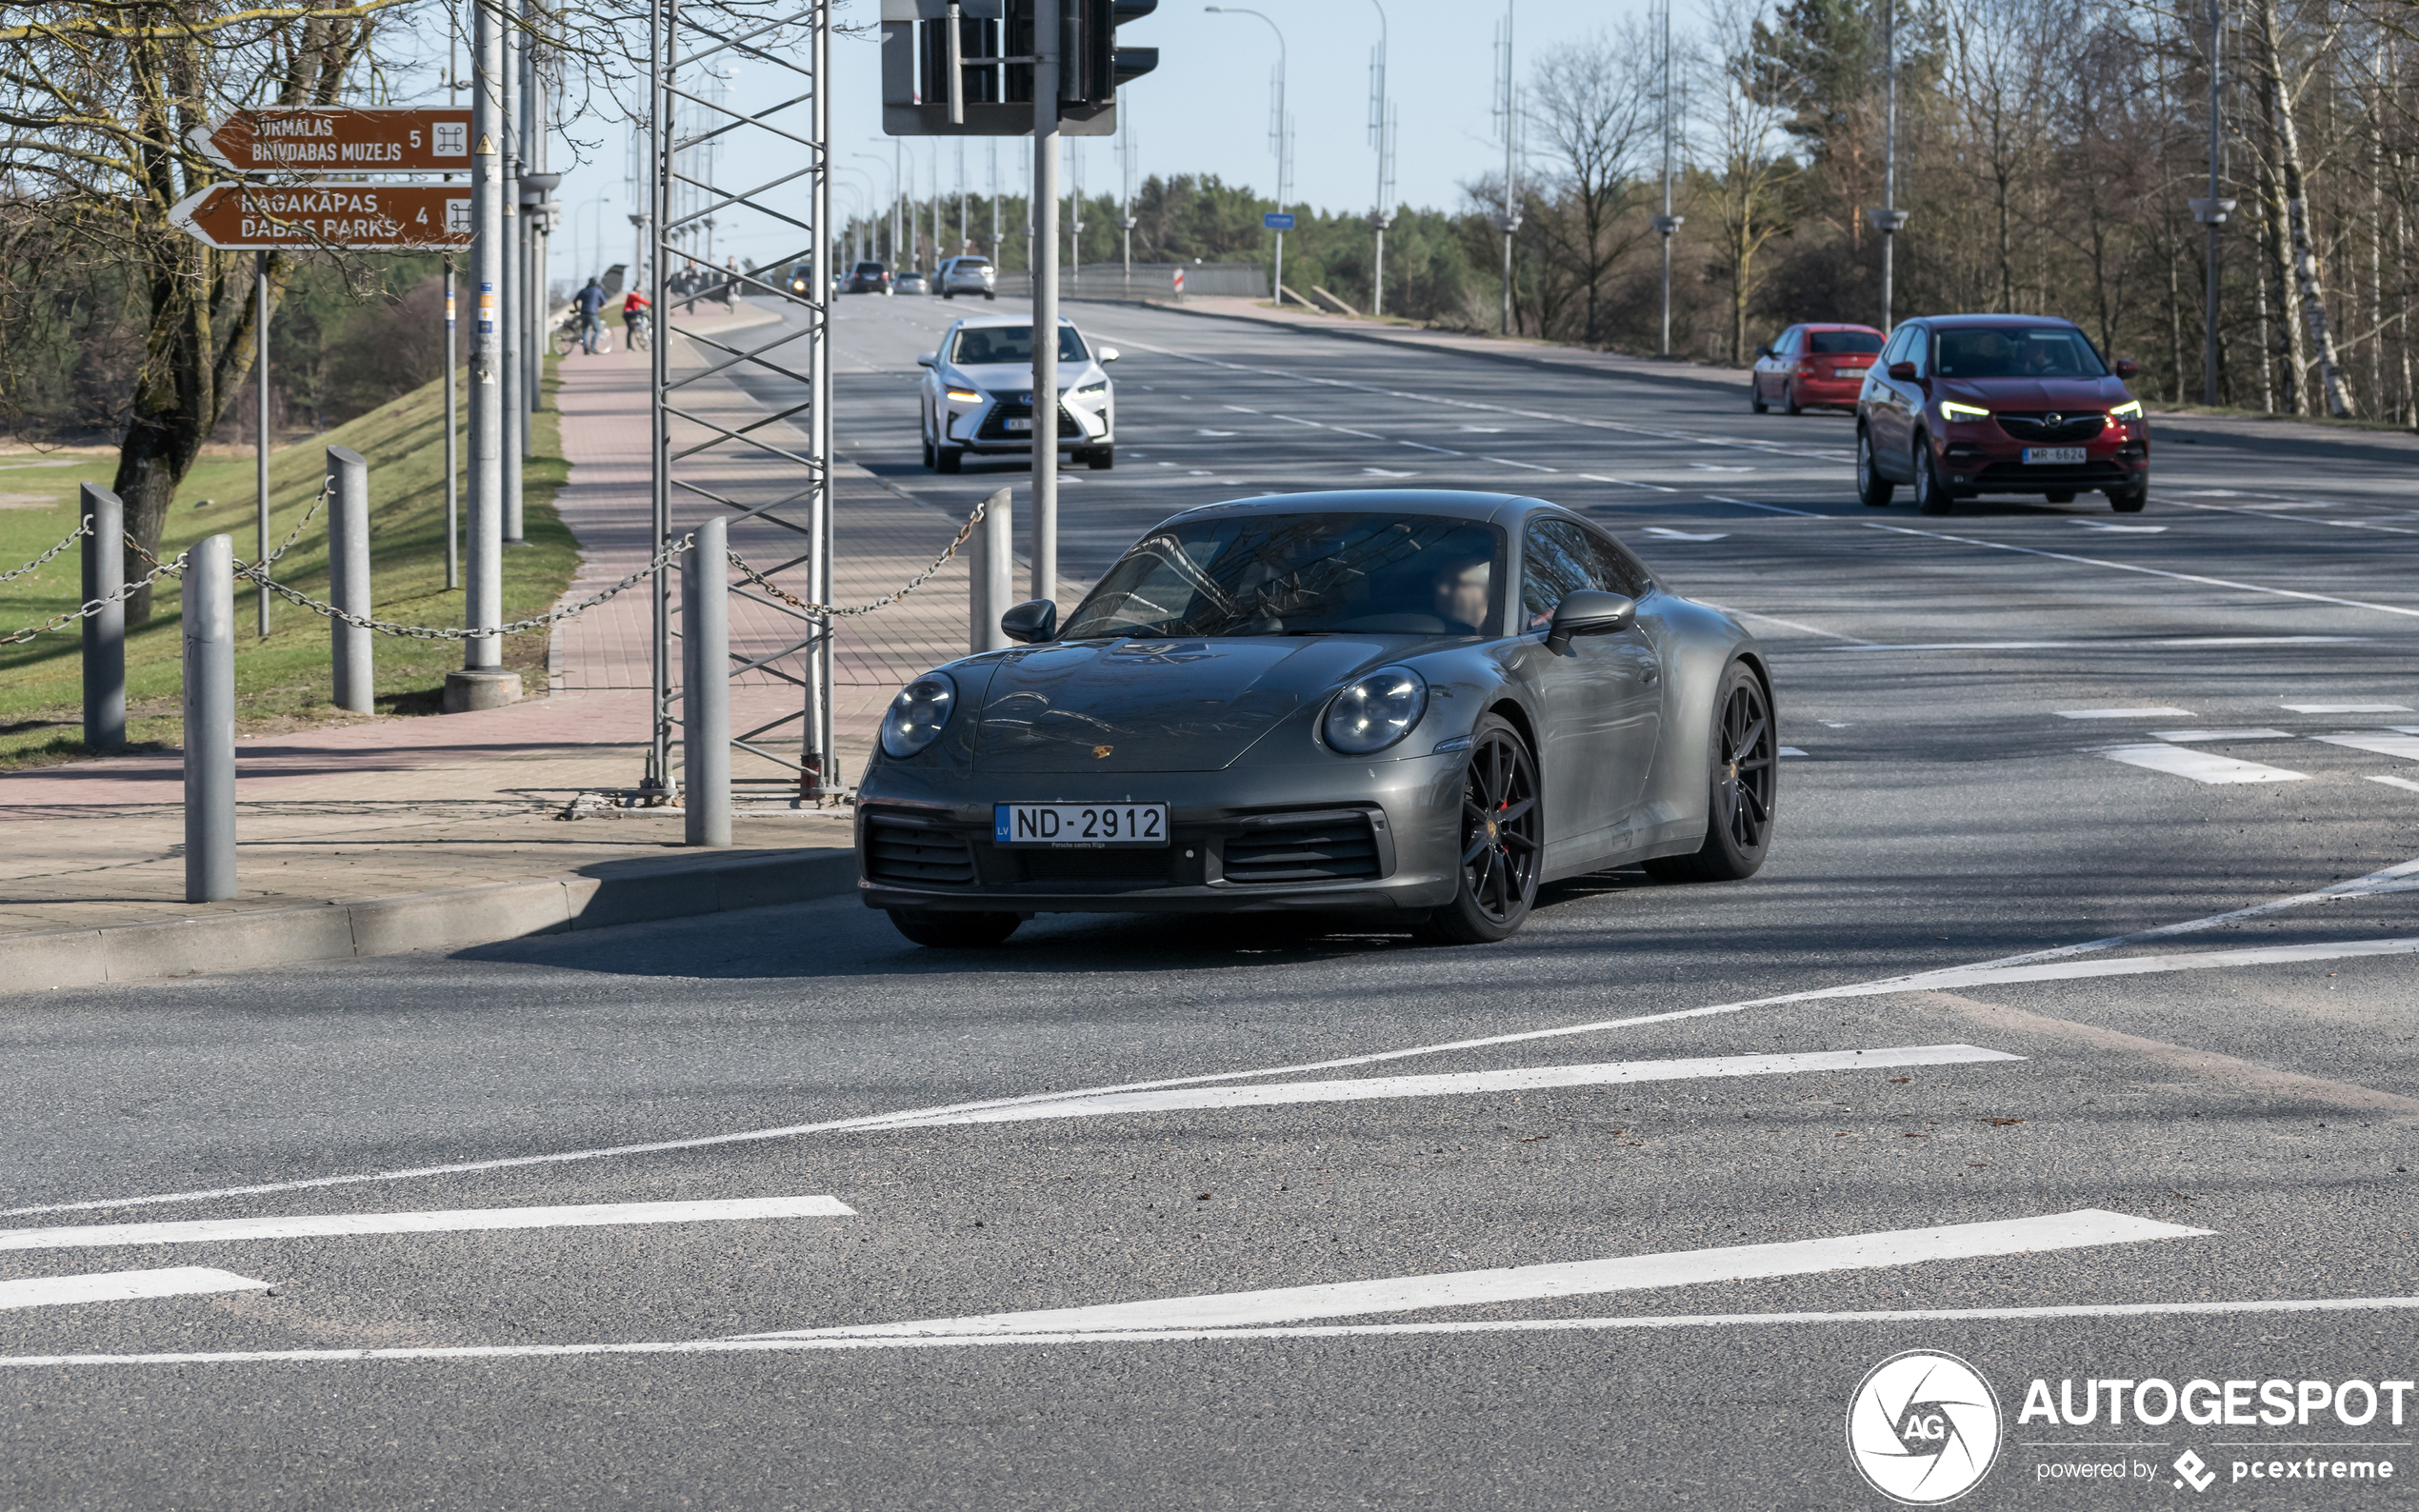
[1647,662,1775,883]
[1856,428,1895,507]
[1913,440,1953,514]
[1419,715,1542,945]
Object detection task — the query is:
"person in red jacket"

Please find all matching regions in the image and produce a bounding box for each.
[621,288,651,347]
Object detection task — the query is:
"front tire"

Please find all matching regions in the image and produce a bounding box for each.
[2109,482,2149,513]
[1783,382,1803,416]
[1913,439,1953,514]
[1856,428,1894,507]
[922,431,936,469]
[1086,447,1115,471]
[1645,662,1775,884]
[888,909,1020,948]
[1750,380,1768,415]
[935,446,964,474]
[1417,715,1542,945]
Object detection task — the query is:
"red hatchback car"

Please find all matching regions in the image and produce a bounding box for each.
[1750,323,1886,413]
[1855,314,2149,514]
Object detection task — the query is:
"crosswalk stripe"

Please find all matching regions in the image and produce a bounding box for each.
[2312,731,2419,761]
[2149,728,2291,742]
[2098,744,2309,784]
[0,1196,855,1253]
[868,1045,2021,1130]
[748,1210,2208,1341]
[0,1266,270,1311]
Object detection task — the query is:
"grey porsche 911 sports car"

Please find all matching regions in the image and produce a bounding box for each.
[855,489,1776,947]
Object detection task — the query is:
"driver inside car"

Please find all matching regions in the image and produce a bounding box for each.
[1430,555,1492,634]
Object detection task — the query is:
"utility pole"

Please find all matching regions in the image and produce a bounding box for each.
[501,3,523,545]
[1495,1,1519,336]
[1032,0,1061,601]
[2189,0,2236,406]
[1119,108,1136,280]
[1869,0,1907,331]
[1368,0,1394,318]
[450,0,510,710]
[1652,0,1683,355]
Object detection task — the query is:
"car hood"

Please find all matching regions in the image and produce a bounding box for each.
[950,361,1105,395]
[1936,375,2128,410]
[970,636,1401,773]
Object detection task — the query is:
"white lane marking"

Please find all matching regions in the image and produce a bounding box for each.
[0,1197,856,1252]
[1701,604,1871,643]
[1688,464,1754,472]
[0,1267,270,1311]
[2074,522,2168,532]
[1905,935,2419,991]
[1329,427,1387,440]
[2099,744,2310,785]
[2285,703,2411,713]
[2369,776,2419,795]
[1705,496,1821,515]
[2059,707,2195,719]
[1458,425,1505,432]
[1192,428,1237,437]
[1359,468,1419,477]
[1398,441,1466,455]
[753,1211,2206,1341]
[2151,728,2292,743]
[20,1297,2419,1368]
[1644,527,1729,541]
[872,1046,2019,1130]
[1268,414,1323,428]
[18,860,2417,1224]
[2169,499,2419,536]
[1481,455,1557,472]
[1577,473,1679,492]
[2312,731,2419,760]
[1865,522,2419,621]
[1778,746,1809,756]
[1831,638,2368,652]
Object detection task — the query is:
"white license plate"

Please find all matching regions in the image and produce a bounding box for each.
[994,803,1169,847]
[1004,416,1032,431]
[2023,447,2087,465]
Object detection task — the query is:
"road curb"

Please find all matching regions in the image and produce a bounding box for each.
[1103,297,1749,395]
[0,846,859,996]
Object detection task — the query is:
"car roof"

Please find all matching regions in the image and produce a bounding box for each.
[1165,489,1536,527]
[1795,322,1883,331]
[949,313,1078,330]
[1910,313,2085,329]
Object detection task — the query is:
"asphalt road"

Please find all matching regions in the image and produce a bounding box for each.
[4,294,2418,1510]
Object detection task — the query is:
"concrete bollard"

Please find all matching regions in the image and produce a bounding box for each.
[967,487,1014,655]
[183,534,237,903]
[682,516,731,847]
[326,446,373,714]
[80,483,125,749]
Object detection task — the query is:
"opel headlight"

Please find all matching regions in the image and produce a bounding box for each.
[1940,400,1989,421]
[2109,400,2143,420]
[880,672,957,759]
[1323,666,1428,755]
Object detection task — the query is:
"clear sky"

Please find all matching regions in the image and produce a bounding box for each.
[537,0,1659,289]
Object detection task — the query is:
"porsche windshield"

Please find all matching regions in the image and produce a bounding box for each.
[1060,513,1504,640]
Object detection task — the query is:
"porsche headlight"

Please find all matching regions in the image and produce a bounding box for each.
[1323,666,1428,755]
[880,672,957,759]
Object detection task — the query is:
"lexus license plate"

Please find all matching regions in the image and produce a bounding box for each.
[995,803,1169,847]
[1004,416,1032,431]
[2023,447,2086,465]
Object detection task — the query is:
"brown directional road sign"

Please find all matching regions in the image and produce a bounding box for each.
[187,107,475,175]
[167,183,473,251]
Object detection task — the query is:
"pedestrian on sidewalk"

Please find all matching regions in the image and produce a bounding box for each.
[622,287,652,348]
[723,256,739,310]
[574,275,609,354]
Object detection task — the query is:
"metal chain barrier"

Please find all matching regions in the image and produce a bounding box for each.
[0,515,90,585]
[1,540,192,647]
[726,492,988,618]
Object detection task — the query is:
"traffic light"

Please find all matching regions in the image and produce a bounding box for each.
[883,0,1154,135]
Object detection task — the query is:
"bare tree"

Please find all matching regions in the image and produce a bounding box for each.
[1707,0,1798,364]
[1524,27,1658,347]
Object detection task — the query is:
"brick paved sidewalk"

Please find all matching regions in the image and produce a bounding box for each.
[0,302,1034,945]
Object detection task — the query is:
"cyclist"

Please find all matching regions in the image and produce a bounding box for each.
[573,276,609,354]
[621,288,652,349]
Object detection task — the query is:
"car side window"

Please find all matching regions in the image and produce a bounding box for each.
[1906,326,1930,377]
[1779,328,1802,357]
[1584,530,1652,599]
[1520,519,1602,630]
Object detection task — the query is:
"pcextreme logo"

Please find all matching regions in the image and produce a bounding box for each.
[1847,1350,2005,1505]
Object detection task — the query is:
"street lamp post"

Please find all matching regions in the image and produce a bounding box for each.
[852,151,898,269]
[1868,0,1907,331]
[1206,7,1289,306]
[2188,0,2236,407]
[1495,0,1519,336]
[1651,0,1683,355]
[1368,0,1395,318]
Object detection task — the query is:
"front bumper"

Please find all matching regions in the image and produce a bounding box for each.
[944,395,1110,452]
[1938,419,2149,493]
[855,758,1466,915]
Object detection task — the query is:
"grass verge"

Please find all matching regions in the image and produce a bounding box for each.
[0,360,577,772]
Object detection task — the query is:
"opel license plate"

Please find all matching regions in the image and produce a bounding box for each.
[1004,416,1032,431]
[995,803,1169,847]
[2023,447,2086,465]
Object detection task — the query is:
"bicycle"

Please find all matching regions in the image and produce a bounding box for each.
[623,311,652,351]
[554,312,610,357]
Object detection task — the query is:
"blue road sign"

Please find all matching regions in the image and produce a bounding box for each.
[1263,212,1295,230]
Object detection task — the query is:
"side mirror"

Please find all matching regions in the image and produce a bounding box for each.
[1000,598,1057,645]
[914,351,937,368]
[1544,590,1636,654]
[1888,360,1918,381]
[2113,358,2141,379]
[1098,346,1120,363]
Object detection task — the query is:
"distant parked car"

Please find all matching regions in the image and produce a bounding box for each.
[1751,324,1885,414]
[896,269,931,296]
[844,260,891,295]
[938,255,997,300]
[1856,314,2149,514]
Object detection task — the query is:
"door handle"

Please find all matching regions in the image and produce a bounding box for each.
[1641,665,1660,686]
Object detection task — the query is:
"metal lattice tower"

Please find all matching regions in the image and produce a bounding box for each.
[645,0,836,803]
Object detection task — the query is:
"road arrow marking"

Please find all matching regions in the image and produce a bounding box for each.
[0,1266,270,1311]
[748,1210,2208,1340]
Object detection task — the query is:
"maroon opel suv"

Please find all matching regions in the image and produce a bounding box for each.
[1855,315,2149,514]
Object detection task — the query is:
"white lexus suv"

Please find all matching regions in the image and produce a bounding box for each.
[916,314,1118,473]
